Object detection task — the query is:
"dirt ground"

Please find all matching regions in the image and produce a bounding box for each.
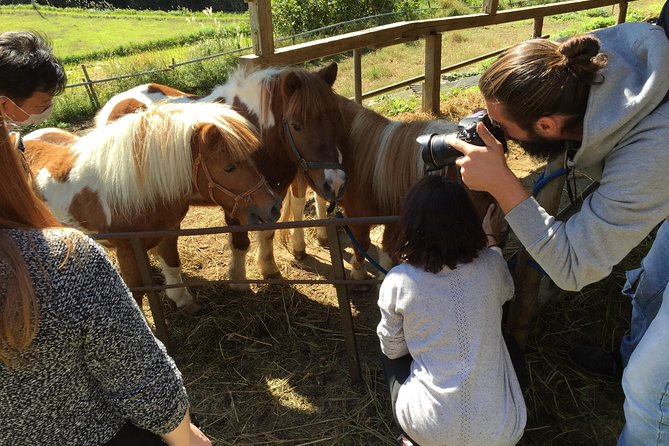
[117,136,633,446]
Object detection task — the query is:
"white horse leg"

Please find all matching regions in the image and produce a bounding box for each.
[229,243,250,292]
[289,190,308,260]
[152,237,195,310]
[350,253,368,281]
[257,229,281,278]
[315,190,329,246]
[156,255,194,309]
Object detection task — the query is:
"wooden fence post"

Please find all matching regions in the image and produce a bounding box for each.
[247,0,274,56]
[353,49,363,104]
[506,151,567,347]
[80,64,100,109]
[423,33,442,115]
[482,0,499,14]
[533,17,544,38]
[325,222,361,383]
[617,1,628,23]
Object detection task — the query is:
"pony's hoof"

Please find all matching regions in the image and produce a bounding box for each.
[263,271,283,280]
[177,301,206,317]
[230,283,251,292]
[317,236,329,247]
[293,249,307,260]
[353,283,373,293]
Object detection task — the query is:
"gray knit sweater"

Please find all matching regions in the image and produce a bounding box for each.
[0,228,189,445]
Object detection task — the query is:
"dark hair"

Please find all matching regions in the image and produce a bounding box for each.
[385,176,487,273]
[479,34,608,133]
[0,31,67,102]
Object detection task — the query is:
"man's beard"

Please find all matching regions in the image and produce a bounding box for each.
[515,129,569,160]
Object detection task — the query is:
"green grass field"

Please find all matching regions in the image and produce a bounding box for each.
[0,5,248,62]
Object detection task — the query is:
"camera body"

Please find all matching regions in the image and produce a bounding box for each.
[417,110,507,171]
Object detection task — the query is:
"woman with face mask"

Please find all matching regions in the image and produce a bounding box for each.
[0,31,66,127]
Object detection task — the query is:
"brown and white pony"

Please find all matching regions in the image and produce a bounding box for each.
[95,63,346,288]
[286,95,497,281]
[23,101,281,310]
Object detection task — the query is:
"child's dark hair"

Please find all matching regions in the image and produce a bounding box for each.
[386,175,487,273]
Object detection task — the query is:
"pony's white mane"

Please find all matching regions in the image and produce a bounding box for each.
[74,101,253,216]
[205,65,283,129]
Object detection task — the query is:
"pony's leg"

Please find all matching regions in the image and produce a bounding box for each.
[153,237,195,310]
[114,242,146,308]
[314,190,329,247]
[288,179,308,260]
[379,223,400,274]
[227,214,251,291]
[348,224,372,281]
[256,229,281,279]
[228,232,250,291]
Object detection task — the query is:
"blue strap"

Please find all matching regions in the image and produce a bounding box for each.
[335,211,389,275]
[506,254,546,276]
[532,167,567,195]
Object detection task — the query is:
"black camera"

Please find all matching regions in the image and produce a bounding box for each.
[417,110,508,171]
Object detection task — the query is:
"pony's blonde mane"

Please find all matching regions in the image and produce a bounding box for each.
[74,101,259,217]
[341,98,457,214]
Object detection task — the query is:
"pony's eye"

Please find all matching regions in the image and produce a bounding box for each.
[291,123,303,132]
[224,164,237,173]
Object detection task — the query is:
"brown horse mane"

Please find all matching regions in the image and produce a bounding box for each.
[280,68,340,125]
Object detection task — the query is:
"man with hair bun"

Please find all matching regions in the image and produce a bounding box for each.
[447,21,669,445]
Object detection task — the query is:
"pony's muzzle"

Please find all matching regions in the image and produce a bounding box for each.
[248,196,282,225]
[324,168,346,201]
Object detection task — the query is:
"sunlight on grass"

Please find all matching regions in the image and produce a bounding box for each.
[265,377,319,413]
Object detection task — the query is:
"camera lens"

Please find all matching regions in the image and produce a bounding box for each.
[418,133,463,171]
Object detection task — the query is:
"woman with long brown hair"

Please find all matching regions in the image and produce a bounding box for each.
[0,115,210,444]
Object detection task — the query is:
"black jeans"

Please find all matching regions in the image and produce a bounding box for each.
[104,421,166,446]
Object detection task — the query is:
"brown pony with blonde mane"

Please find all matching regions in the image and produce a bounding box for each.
[24,101,281,311]
[94,63,346,288]
[286,95,497,281]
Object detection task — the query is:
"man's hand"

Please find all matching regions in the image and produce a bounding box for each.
[450,122,509,192]
[450,122,530,213]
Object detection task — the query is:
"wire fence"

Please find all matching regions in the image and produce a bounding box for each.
[63,6,474,109]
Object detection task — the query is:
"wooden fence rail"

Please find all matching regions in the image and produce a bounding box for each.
[242,0,631,113]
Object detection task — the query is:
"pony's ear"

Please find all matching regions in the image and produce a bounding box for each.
[281,71,303,98]
[318,62,338,87]
[197,123,221,147]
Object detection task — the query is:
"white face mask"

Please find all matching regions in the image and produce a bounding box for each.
[0,96,54,126]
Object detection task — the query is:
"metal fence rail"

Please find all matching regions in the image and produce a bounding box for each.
[90,214,399,383]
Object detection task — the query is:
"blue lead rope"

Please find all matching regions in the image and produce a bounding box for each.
[335,210,389,275]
